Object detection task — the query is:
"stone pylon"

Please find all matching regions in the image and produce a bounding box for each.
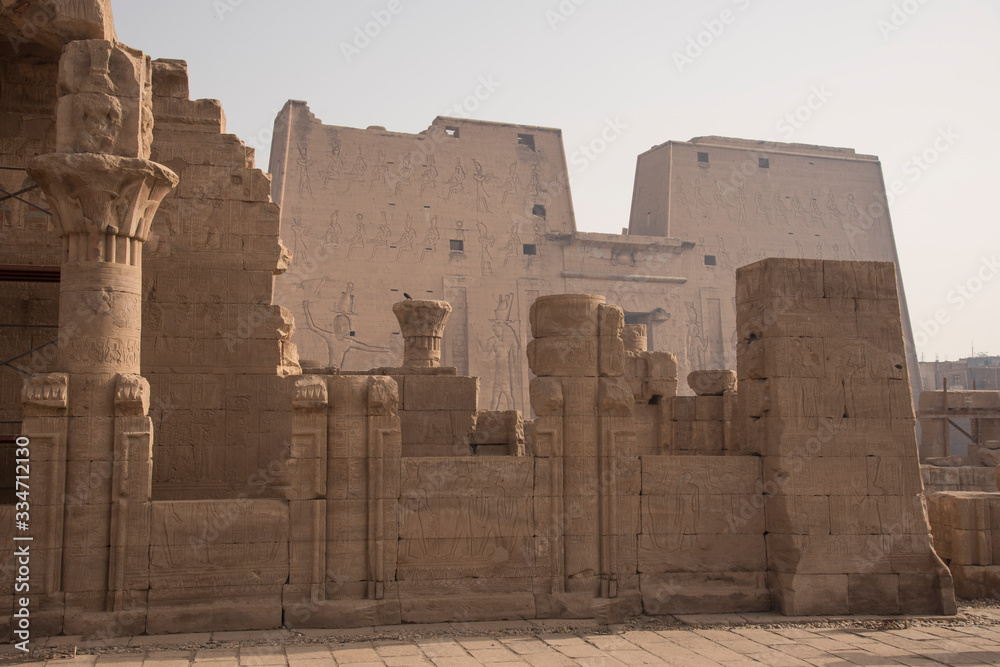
[24,39,178,635]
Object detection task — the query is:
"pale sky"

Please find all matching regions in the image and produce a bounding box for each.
[114,0,1000,363]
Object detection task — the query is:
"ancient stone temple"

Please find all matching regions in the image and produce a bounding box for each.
[268,105,922,413]
[0,0,961,642]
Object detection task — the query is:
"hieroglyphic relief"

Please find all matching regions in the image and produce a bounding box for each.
[301,285,388,368]
[446,158,465,200]
[394,214,415,261]
[472,159,493,213]
[480,320,521,411]
[320,211,341,257]
[295,142,314,199]
[321,141,343,190]
[501,162,519,206]
[368,212,391,261]
[501,223,521,267]
[343,147,367,194]
[477,220,495,277]
[369,150,388,193]
[420,215,439,261]
[346,213,366,259]
[419,156,438,197]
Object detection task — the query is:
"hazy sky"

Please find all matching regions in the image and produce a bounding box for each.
[113,0,999,363]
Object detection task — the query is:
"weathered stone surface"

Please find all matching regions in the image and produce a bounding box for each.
[688,370,737,396]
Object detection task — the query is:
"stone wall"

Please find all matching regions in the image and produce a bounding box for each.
[736,258,954,615]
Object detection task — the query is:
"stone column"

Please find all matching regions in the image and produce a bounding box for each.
[25,39,177,633]
[527,294,640,621]
[392,300,451,368]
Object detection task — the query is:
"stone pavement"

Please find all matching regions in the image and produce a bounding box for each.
[7,607,1000,666]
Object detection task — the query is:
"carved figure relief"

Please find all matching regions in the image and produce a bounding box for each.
[827,189,843,223]
[735,186,747,228]
[335,282,356,315]
[525,164,542,204]
[713,181,733,220]
[672,471,701,552]
[368,212,391,260]
[501,222,520,267]
[479,320,521,411]
[494,293,513,321]
[477,221,495,276]
[773,193,790,224]
[419,156,438,197]
[755,191,771,225]
[392,152,413,195]
[301,299,388,368]
[684,301,707,373]
[295,142,314,198]
[319,211,341,257]
[809,198,826,227]
[420,215,439,262]
[369,150,388,193]
[343,147,367,194]
[790,194,808,223]
[395,213,415,260]
[346,213,366,259]
[472,159,493,213]
[446,158,466,200]
[501,162,519,206]
[321,142,343,190]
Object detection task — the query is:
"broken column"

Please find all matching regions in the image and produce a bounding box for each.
[25,39,178,633]
[736,258,955,615]
[392,299,452,368]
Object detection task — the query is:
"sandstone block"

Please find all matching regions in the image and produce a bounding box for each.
[769,572,848,615]
[848,573,900,614]
[527,336,598,377]
[688,370,737,396]
[529,293,604,338]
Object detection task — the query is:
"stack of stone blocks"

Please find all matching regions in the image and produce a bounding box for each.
[928,492,1000,599]
[736,258,955,615]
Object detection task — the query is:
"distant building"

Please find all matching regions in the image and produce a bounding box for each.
[920,356,1000,391]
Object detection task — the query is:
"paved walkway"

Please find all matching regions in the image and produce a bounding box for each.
[7,607,1000,666]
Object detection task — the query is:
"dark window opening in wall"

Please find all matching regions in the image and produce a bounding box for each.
[532,204,546,218]
[704,255,717,266]
[445,126,459,138]
[697,152,709,163]
[450,239,464,252]
[517,133,535,150]
[758,157,769,168]
[523,244,537,255]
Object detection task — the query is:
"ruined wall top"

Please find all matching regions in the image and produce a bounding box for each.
[1,0,116,56]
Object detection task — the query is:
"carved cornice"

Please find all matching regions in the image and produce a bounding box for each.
[22,373,69,409]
